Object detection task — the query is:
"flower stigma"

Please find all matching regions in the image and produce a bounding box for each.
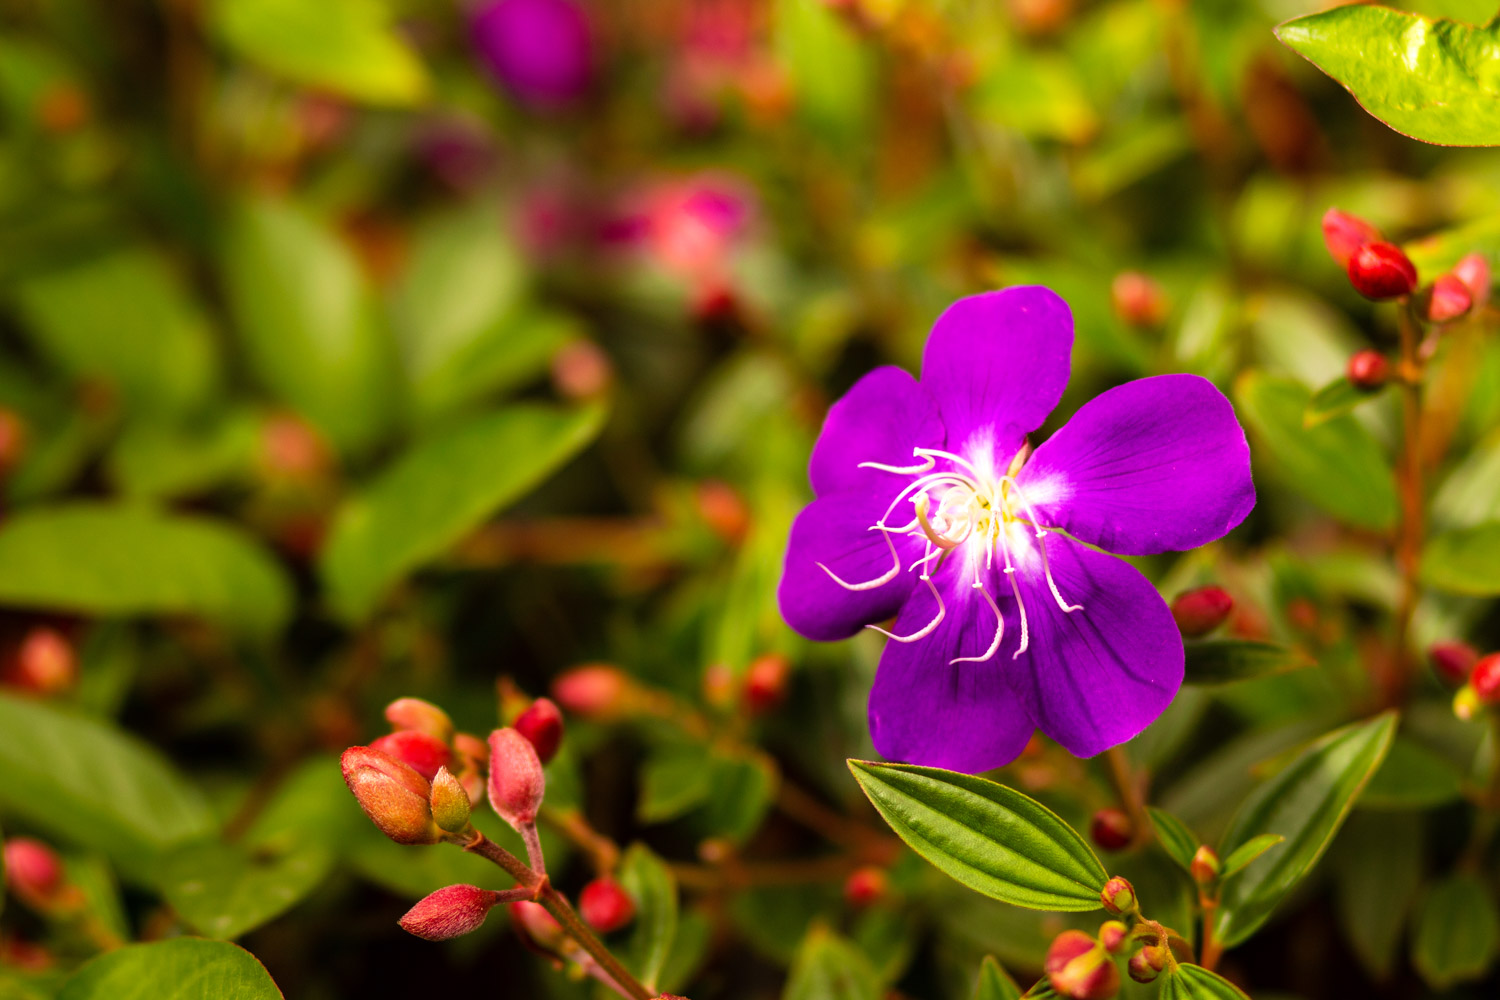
[817,443,1083,664]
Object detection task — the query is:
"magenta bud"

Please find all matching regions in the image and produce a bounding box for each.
[1170,586,1234,638]
[552,664,630,718]
[1128,943,1169,984]
[1100,876,1137,916]
[1322,208,1380,269]
[1454,252,1491,308]
[487,728,545,828]
[341,746,441,845]
[510,900,566,950]
[1348,241,1418,300]
[1045,930,1120,1000]
[1090,808,1132,852]
[1427,273,1473,322]
[384,697,454,742]
[1190,845,1221,886]
[370,730,453,783]
[1430,641,1479,686]
[399,884,503,941]
[430,766,472,833]
[514,697,564,764]
[1346,349,1389,391]
[579,875,635,933]
[3,838,64,908]
[1098,920,1128,954]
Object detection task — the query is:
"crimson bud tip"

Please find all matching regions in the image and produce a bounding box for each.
[1110,271,1168,328]
[1347,241,1418,300]
[1346,349,1389,392]
[514,697,564,764]
[1429,641,1479,686]
[843,866,890,908]
[487,728,546,828]
[1089,808,1132,852]
[1045,929,1120,1000]
[579,875,635,933]
[1169,586,1234,638]
[370,729,453,783]
[1321,208,1380,269]
[744,653,791,714]
[398,884,501,941]
[1472,654,1500,704]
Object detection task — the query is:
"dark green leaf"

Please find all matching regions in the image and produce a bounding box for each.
[1420,521,1500,595]
[0,693,213,876]
[57,939,283,1000]
[1304,376,1382,428]
[1159,963,1250,1000]
[1234,372,1396,530]
[318,402,605,621]
[0,502,292,635]
[1413,872,1500,988]
[783,924,880,1000]
[696,750,775,843]
[620,842,679,993]
[153,840,332,940]
[975,955,1023,1000]
[1333,811,1422,980]
[1360,735,1466,809]
[848,760,1107,911]
[1219,834,1283,878]
[637,743,715,824]
[222,197,400,455]
[212,0,427,106]
[1183,639,1311,685]
[1146,807,1200,873]
[1214,713,1397,947]
[1276,6,1500,147]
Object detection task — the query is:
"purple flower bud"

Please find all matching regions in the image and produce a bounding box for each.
[1045,930,1119,1000]
[399,884,503,941]
[341,746,441,845]
[430,766,472,833]
[1090,808,1132,852]
[1429,641,1478,686]
[487,728,545,828]
[471,0,593,109]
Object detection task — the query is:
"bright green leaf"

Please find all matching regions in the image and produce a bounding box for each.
[107,411,259,500]
[1219,834,1283,879]
[620,842,679,993]
[213,0,427,106]
[153,840,332,940]
[848,760,1107,911]
[1234,371,1396,530]
[1183,639,1312,686]
[975,955,1022,1000]
[1145,807,1200,873]
[1360,735,1465,809]
[0,693,213,877]
[319,402,604,621]
[1276,7,1500,147]
[1214,713,1397,947]
[1159,963,1250,1000]
[57,938,283,1000]
[1413,872,1500,988]
[0,502,292,635]
[1304,376,1382,428]
[1420,521,1500,595]
[783,924,880,1000]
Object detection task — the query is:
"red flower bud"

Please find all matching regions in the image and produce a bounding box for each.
[1190,845,1221,886]
[702,662,737,709]
[1472,654,1500,704]
[1430,641,1479,686]
[9,627,75,694]
[1170,586,1234,638]
[1454,252,1491,308]
[514,697,564,764]
[1346,349,1389,391]
[1100,876,1137,916]
[341,746,441,845]
[1322,208,1380,269]
[1110,271,1168,328]
[1348,241,1418,300]
[551,339,614,401]
[744,653,790,714]
[3,838,64,908]
[696,479,749,543]
[259,414,329,480]
[1128,943,1169,984]
[510,900,566,950]
[1098,921,1128,954]
[488,728,545,828]
[579,876,635,933]
[370,730,453,783]
[1045,930,1119,1000]
[1426,273,1473,323]
[384,697,454,743]
[552,664,631,718]
[843,866,890,908]
[1089,808,1132,852]
[430,766,472,833]
[0,407,26,475]
[398,884,503,941]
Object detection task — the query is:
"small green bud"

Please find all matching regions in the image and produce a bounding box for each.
[430,766,471,833]
[1190,845,1221,886]
[1099,876,1137,917]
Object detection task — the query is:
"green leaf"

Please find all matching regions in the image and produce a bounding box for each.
[619,842,679,993]
[1360,735,1465,809]
[783,925,881,1000]
[1420,521,1500,595]
[1183,639,1312,685]
[1214,713,1397,947]
[1413,872,1500,988]
[212,0,427,106]
[773,0,872,140]
[318,402,604,621]
[0,693,213,876]
[1234,371,1396,530]
[637,743,715,824]
[1333,811,1423,980]
[153,840,332,940]
[107,412,259,500]
[848,760,1107,911]
[57,938,283,1000]
[222,197,400,455]
[1159,963,1250,1000]
[1276,6,1500,147]
[1145,807,1200,873]
[0,502,292,636]
[1219,834,1284,879]
[14,249,219,416]
[975,955,1023,1000]
[1304,376,1382,428]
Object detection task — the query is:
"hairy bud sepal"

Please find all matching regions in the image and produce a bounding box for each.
[430,766,472,833]
[487,728,546,828]
[399,884,501,941]
[341,746,441,845]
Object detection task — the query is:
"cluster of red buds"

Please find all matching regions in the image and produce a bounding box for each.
[1043,877,1188,998]
[1169,586,1234,638]
[702,653,792,715]
[1440,643,1500,721]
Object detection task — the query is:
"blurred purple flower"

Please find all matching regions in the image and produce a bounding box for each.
[778,287,1254,772]
[471,0,594,108]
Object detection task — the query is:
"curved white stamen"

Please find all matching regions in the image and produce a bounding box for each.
[858,453,936,476]
[866,574,946,642]
[913,446,984,479]
[816,520,902,591]
[1000,476,1083,614]
[997,529,1030,659]
[951,578,1004,664]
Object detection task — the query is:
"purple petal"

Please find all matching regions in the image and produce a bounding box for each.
[920,287,1073,447]
[809,366,945,498]
[1017,374,1254,556]
[1001,535,1182,758]
[778,492,921,642]
[868,576,1035,772]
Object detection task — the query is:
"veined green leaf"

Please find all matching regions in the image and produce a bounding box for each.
[620,843,679,993]
[57,939,283,1000]
[1276,6,1500,147]
[1183,639,1312,685]
[1304,376,1382,428]
[1214,713,1397,947]
[1219,834,1283,879]
[783,925,880,1000]
[1145,807,1200,873]
[975,955,1023,1000]
[1360,735,1465,809]
[153,839,332,940]
[848,760,1107,911]
[1159,963,1250,1000]
[1413,872,1500,988]
[1420,521,1500,595]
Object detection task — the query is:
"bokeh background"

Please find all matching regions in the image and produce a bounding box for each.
[3,0,1500,998]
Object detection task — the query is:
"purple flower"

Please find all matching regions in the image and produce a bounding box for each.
[778,287,1254,772]
[471,0,594,109]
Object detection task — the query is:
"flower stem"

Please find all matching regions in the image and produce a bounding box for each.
[1197,891,1223,971]
[1104,746,1148,848]
[1390,300,1426,705]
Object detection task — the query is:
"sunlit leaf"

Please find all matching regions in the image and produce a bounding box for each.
[57,939,283,1000]
[153,840,332,940]
[1145,807,1200,873]
[1219,834,1283,879]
